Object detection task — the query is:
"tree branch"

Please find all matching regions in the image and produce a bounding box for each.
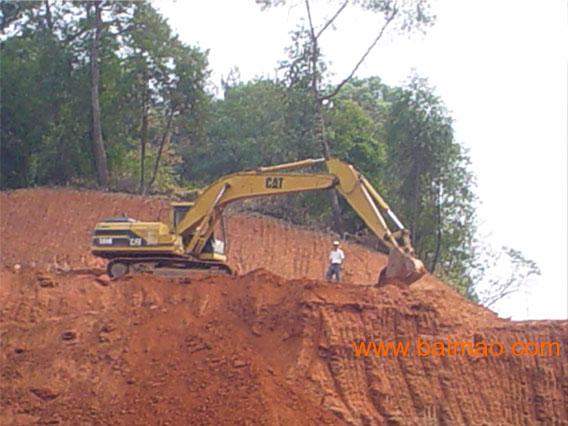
[315,0,349,39]
[430,181,442,271]
[304,0,316,41]
[484,286,519,308]
[304,0,318,102]
[146,108,175,193]
[64,26,90,44]
[320,8,397,102]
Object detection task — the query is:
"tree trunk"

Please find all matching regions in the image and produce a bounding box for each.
[146,109,174,194]
[409,161,420,247]
[308,17,343,235]
[44,0,53,31]
[430,181,442,271]
[89,0,109,188]
[139,73,149,194]
[314,99,344,234]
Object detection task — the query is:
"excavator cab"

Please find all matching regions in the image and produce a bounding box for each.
[171,202,227,261]
[171,202,194,233]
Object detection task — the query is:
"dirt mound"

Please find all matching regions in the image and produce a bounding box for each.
[1,188,567,425]
[0,268,344,425]
[1,268,566,425]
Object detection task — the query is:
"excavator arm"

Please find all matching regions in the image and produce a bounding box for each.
[175,157,425,283]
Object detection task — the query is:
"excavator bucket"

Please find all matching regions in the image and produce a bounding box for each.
[377,247,426,286]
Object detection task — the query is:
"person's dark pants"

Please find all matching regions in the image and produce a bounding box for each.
[326,263,341,282]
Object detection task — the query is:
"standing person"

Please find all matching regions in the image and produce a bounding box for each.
[326,240,345,282]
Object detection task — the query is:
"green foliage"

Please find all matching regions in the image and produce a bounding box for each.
[325,98,387,231]
[384,75,477,293]
[1,27,93,187]
[185,79,289,182]
[328,99,385,180]
[333,77,390,134]
[1,0,209,193]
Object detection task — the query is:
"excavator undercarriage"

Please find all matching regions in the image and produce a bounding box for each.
[106,256,232,279]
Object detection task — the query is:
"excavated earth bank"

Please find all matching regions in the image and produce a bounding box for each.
[0,188,566,425]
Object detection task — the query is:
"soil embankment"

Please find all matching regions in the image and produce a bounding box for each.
[1,188,566,425]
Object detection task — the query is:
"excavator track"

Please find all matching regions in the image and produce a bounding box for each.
[107,256,233,279]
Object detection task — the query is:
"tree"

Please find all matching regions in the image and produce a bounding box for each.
[262,0,435,233]
[0,1,209,191]
[117,2,209,194]
[88,0,109,187]
[187,79,289,182]
[384,75,477,294]
[1,0,139,188]
[472,245,541,308]
[1,1,95,187]
[145,40,209,193]
[122,2,175,193]
[326,97,388,231]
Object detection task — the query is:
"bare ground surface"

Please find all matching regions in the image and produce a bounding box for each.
[0,188,566,425]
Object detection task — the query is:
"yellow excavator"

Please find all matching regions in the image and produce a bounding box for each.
[91,158,425,284]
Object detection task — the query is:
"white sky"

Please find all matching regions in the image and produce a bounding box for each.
[154,0,567,320]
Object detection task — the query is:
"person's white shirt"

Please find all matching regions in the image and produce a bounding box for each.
[329,248,345,265]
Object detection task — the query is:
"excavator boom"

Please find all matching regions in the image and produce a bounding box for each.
[175,171,336,254]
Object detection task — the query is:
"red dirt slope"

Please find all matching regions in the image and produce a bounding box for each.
[0,188,386,283]
[1,188,567,425]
